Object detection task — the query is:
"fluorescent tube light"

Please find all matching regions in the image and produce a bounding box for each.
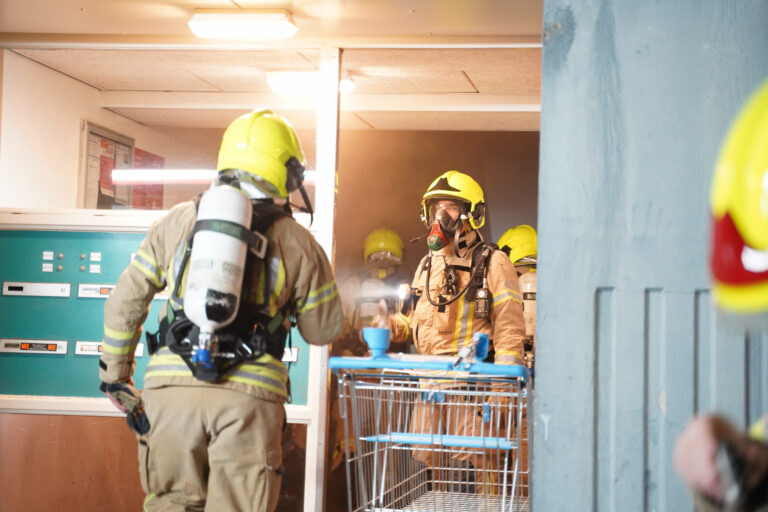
[266,72,356,97]
[112,169,217,184]
[188,9,298,40]
[113,169,317,185]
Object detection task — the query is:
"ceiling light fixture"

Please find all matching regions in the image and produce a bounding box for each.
[188,8,298,39]
[339,78,356,94]
[266,71,356,97]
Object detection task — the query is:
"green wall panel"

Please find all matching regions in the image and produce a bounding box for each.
[0,229,310,405]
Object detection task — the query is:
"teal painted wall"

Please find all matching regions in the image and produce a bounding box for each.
[537,1,768,510]
[0,230,310,405]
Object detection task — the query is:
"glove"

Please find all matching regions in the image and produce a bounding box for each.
[100,381,151,435]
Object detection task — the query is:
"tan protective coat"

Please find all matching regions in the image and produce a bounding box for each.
[391,232,525,365]
[99,199,343,511]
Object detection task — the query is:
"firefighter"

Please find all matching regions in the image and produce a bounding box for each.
[383,170,526,491]
[673,79,768,510]
[99,109,343,512]
[389,170,525,365]
[498,224,538,368]
[328,228,411,487]
[337,227,412,356]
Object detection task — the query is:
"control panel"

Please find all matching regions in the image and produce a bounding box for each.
[0,226,311,405]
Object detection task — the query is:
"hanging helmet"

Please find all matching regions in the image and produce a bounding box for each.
[498,225,538,265]
[364,228,404,263]
[421,170,486,230]
[217,109,306,198]
[710,78,768,313]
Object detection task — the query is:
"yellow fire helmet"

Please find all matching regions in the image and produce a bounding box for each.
[217,109,306,198]
[364,228,404,263]
[710,78,768,313]
[421,170,486,230]
[498,225,538,265]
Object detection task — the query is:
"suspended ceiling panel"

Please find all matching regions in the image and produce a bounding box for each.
[15,49,320,92]
[341,49,541,95]
[109,107,371,131]
[12,46,540,131]
[353,111,540,131]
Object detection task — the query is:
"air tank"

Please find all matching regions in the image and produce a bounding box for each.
[183,185,252,364]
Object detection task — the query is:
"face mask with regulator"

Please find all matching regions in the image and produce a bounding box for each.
[419,200,492,318]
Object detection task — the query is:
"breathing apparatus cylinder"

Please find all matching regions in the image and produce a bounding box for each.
[184,185,252,367]
[519,270,537,340]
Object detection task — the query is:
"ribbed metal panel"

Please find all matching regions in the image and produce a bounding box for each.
[537,2,768,509]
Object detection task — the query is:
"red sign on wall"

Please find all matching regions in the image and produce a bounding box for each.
[133,148,165,210]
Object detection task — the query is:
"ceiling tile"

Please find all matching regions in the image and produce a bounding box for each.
[15,49,320,92]
[353,111,540,131]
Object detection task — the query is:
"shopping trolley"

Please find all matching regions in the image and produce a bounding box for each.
[329,333,531,512]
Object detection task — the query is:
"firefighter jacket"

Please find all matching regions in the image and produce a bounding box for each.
[391,231,524,365]
[99,200,343,403]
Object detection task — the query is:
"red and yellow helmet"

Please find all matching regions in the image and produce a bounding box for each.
[710,79,768,313]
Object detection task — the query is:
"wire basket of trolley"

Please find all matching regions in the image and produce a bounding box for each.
[329,327,531,512]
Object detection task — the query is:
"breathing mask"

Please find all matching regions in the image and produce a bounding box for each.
[426,200,466,251]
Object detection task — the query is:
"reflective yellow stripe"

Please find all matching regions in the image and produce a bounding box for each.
[297,281,339,314]
[102,326,137,355]
[492,288,522,306]
[143,493,156,511]
[269,260,286,316]
[225,375,287,397]
[496,349,523,364]
[396,312,410,339]
[465,301,475,345]
[452,295,475,353]
[145,351,288,397]
[132,258,163,288]
[104,326,135,340]
[236,363,288,385]
[102,342,133,355]
[307,280,335,299]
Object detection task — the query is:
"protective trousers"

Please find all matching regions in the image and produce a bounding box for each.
[138,386,284,512]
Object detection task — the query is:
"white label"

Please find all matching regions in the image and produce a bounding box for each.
[0,339,68,354]
[77,283,115,298]
[89,252,102,262]
[42,263,54,272]
[3,282,70,297]
[75,341,144,357]
[42,251,54,261]
[74,341,102,355]
[89,264,101,274]
[282,347,299,363]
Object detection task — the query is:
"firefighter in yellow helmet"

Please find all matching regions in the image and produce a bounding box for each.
[328,228,411,482]
[338,228,411,354]
[99,109,343,511]
[389,170,525,363]
[498,225,538,368]
[384,170,526,485]
[498,224,538,273]
[674,81,768,510]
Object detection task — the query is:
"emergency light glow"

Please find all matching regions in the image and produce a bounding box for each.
[188,9,298,40]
